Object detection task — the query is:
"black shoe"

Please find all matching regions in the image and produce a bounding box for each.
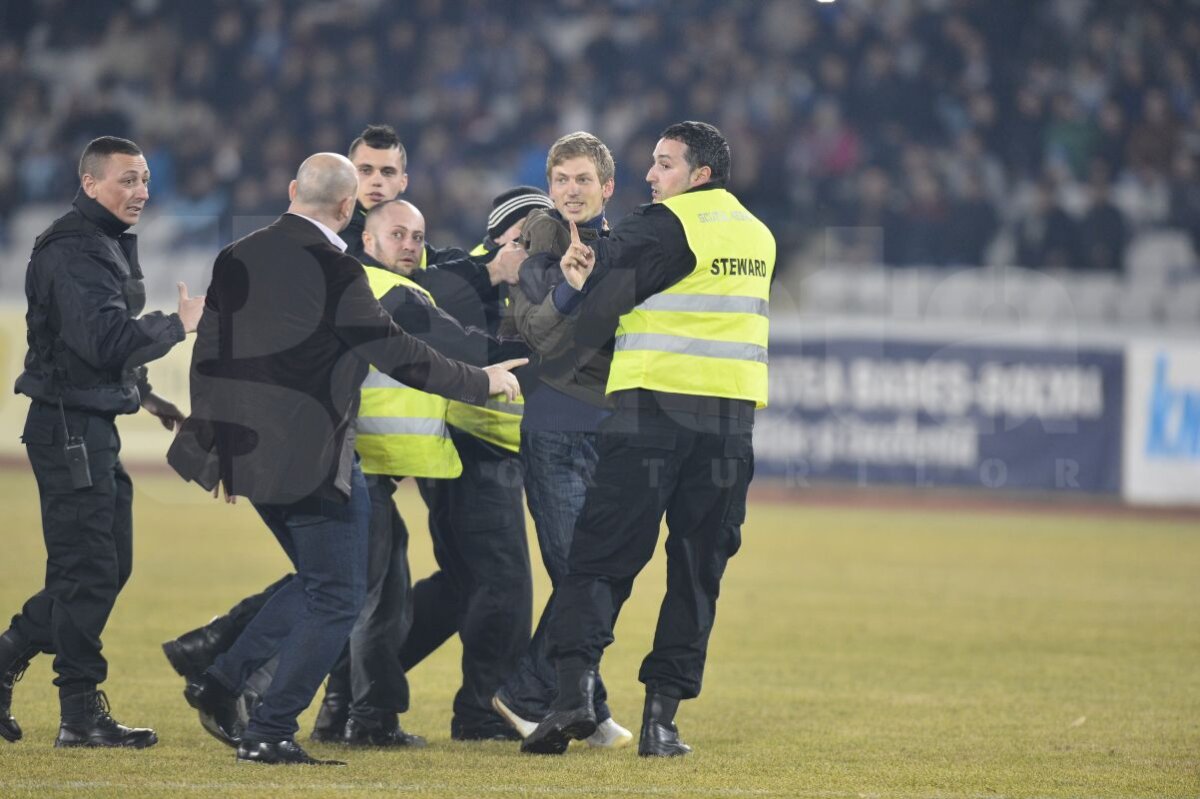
[54,690,158,749]
[184,674,243,748]
[162,618,232,682]
[236,738,346,766]
[637,692,691,757]
[0,629,37,743]
[309,691,349,743]
[343,716,426,748]
[520,667,598,755]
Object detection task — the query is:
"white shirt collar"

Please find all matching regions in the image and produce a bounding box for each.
[288,212,347,252]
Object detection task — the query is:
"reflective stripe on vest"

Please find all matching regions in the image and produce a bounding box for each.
[606,188,775,407]
[441,243,523,452]
[356,265,462,478]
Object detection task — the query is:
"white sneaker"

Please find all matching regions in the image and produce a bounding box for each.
[491,693,538,739]
[586,717,633,748]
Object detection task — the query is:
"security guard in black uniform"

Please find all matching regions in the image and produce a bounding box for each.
[521,122,775,757]
[0,136,203,748]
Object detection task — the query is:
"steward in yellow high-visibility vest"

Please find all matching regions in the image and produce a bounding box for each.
[358,263,463,478]
[362,197,539,740]
[605,187,773,407]
[523,122,774,759]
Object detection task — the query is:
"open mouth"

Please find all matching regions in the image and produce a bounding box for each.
[367,193,386,203]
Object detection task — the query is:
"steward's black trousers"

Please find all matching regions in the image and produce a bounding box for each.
[327,473,413,722]
[547,396,754,700]
[401,428,532,735]
[10,401,132,698]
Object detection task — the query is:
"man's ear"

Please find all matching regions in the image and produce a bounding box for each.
[689,165,712,188]
[602,178,615,202]
[81,174,98,199]
[287,180,298,202]
[398,172,409,194]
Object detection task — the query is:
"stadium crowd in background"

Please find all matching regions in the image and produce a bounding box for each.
[1,0,1199,270]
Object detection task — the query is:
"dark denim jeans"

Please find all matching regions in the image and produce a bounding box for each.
[209,465,369,742]
[501,429,610,722]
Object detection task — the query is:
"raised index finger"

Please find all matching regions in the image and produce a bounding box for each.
[569,219,581,245]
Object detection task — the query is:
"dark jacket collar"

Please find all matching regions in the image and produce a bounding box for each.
[72,189,131,236]
[684,181,726,195]
[271,212,340,248]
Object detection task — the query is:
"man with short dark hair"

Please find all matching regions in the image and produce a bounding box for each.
[0,136,204,748]
[521,122,775,758]
[344,124,409,258]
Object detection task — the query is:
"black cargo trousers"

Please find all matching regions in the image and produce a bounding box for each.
[547,396,754,700]
[9,401,132,699]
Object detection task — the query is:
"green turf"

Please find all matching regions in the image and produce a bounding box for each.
[0,468,1196,798]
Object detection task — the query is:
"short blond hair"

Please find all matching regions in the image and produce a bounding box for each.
[546,131,615,185]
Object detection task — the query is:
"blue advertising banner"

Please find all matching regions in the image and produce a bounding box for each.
[755,336,1124,493]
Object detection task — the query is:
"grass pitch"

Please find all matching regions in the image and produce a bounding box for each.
[0,467,1196,798]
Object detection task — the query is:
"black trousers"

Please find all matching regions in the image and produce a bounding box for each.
[9,402,132,698]
[321,474,413,722]
[401,429,532,733]
[547,404,753,700]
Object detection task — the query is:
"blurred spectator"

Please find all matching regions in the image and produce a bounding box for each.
[944,171,999,266]
[898,169,948,266]
[1168,152,1200,257]
[1126,89,1180,175]
[1079,165,1129,272]
[834,166,907,266]
[1015,180,1082,270]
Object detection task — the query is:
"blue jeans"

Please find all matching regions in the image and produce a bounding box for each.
[501,429,610,721]
[209,465,369,742]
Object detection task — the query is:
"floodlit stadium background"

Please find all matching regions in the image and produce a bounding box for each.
[1,0,1197,504]
[0,3,1197,797]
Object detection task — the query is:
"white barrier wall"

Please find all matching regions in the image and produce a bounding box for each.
[0,305,1196,506]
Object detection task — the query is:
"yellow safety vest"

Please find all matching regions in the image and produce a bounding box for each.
[606,188,775,407]
[440,242,523,452]
[356,265,463,477]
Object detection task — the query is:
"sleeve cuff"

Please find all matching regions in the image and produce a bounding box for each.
[552,280,585,314]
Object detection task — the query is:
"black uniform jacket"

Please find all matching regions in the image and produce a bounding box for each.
[363,254,529,367]
[15,191,184,414]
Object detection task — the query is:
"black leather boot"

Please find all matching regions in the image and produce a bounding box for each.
[55,690,158,748]
[638,692,691,757]
[310,690,349,743]
[520,664,598,755]
[343,712,426,748]
[0,629,38,743]
[184,673,243,747]
[162,616,235,682]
